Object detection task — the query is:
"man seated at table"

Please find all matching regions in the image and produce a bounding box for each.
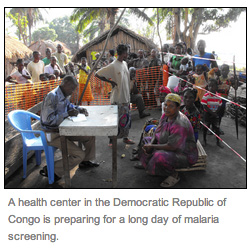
[40,75,99,180]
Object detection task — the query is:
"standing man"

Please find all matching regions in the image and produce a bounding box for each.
[40,75,99,180]
[52,43,68,74]
[193,40,218,70]
[27,51,45,83]
[95,44,135,145]
[42,48,53,66]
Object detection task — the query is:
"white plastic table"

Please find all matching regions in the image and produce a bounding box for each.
[59,105,118,188]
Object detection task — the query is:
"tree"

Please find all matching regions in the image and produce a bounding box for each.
[49,16,81,54]
[157,8,246,50]
[6,9,28,45]
[25,8,45,45]
[70,8,153,39]
[32,27,57,41]
[6,8,45,45]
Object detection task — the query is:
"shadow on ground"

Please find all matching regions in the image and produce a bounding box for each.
[5,108,247,189]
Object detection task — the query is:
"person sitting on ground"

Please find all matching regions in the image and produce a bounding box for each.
[129,67,150,119]
[201,78,223,148]
[95,44,135,145]
[27,51,45,83]
[40,75,99,180]
[75,57,94,105]
[44,56,63,78]
[173,75,189,105]
[134,93,198,188]
[5,59,31,84]
[180,88,201,142]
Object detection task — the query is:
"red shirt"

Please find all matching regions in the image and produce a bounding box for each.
[201,92,222,112]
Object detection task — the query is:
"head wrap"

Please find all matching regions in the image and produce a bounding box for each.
[164,93,181,105]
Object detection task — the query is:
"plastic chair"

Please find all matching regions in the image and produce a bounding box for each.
[7,110,56,184]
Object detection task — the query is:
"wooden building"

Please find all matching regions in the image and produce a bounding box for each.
[72,25,158,65]
[5,35,33,78]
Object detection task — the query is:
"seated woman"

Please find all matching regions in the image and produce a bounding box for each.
[180,88,201,142]
[135,93,198,188]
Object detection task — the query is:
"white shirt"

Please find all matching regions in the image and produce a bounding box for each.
[10,69,30,84]
[96,59,130,104]
[44,64,58,75]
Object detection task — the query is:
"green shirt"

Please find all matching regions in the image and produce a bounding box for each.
[42,57,51,66]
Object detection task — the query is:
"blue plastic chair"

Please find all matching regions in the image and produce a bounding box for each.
[7,110,56,184]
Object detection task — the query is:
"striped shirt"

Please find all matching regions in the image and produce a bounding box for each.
[201,92,222,112]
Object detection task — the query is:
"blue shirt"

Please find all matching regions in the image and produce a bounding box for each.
[40,86,76,131]
[193,52,213,68]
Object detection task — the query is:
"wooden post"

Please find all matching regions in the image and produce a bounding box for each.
[112,136,117,188]
[60,136,71,188]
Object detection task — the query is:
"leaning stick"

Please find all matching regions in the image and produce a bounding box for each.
[77,8,127,106]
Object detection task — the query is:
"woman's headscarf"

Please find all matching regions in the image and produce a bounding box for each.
[164,93,181,106]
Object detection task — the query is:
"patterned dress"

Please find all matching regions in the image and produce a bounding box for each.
[180,105,201,141]
[139,112,198,176]
[78,65,94,103]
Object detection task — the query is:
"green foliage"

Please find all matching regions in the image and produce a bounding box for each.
[49,16,80,54]
[32,26,57,41]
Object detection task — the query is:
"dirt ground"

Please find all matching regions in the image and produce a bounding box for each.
[4,107,247,189]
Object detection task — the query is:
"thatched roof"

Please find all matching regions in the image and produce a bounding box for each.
[28,40,71,58]
[5,35,33,60]
[72,25,158,62]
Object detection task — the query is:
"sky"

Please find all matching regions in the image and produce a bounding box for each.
[5,8,246,68]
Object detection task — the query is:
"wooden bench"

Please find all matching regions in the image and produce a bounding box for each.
[176,140,207,172]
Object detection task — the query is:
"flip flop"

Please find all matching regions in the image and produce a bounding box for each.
[160,175,180,188]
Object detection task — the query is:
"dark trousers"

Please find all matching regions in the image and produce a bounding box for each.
[203,112,220,142]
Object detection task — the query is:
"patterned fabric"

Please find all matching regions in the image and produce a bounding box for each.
[117,103,131,139]
[78,65,94,102]
[193,73,207,101]
[201,92,222,112]
[139,112,198,176]
[218,76,231,98]
[180,105,201,133]
[165,93,181,105]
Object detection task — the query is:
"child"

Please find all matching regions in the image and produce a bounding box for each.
[178,57,191,75]
[201,78,223,148]
[76,57,94,105]
[217,64,235,134]
[180,88,201,142]
[173,75,188,105]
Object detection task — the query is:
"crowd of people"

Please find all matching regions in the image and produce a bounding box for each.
[5,39,239,188]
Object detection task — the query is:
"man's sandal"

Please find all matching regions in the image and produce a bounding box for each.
[160,175,180,188]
